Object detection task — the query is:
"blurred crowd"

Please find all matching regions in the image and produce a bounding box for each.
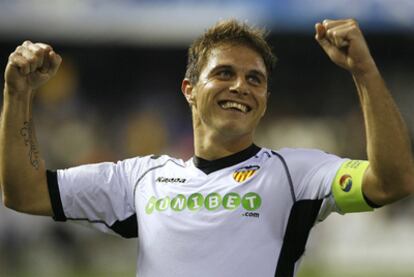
[1,32,414,276]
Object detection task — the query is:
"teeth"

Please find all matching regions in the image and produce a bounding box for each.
[220,101,248,113]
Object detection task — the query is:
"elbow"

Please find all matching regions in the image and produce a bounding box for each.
[396,172,414,198]
[3,196,15,210]
[399,178,414,198]
[3,194,21,212]
[1,185,27,213]
[3,196,32,214]
[1,180,50,216]
[381,178,414,205]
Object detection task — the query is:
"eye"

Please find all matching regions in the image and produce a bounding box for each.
[247,74,261,85]
[216,69,234,79]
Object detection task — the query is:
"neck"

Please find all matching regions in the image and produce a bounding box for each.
[193,126,254,161]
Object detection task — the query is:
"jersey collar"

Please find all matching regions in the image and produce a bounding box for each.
[193,144,261,174]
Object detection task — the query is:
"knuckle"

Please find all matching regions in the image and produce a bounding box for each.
[349,19,359,28]
[15,45,24,52]
[8,54,19,65]
[9,53,21,62]
[27,57,37,65]
[33,49,43,57]
[28,43,39,51]
[37,43,51,50]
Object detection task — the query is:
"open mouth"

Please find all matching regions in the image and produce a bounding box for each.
[218,100,251,113]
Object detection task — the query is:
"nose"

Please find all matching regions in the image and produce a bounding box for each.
[229,76,249,96]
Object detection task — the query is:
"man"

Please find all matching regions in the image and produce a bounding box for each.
[1,18,413,277]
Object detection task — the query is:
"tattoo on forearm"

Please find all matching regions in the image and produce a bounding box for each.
[20,120,40,170]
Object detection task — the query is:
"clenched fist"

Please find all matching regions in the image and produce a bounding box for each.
[5,41,61,94]
[315,19,376,75]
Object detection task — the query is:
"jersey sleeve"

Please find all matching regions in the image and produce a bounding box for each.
[47,157,145,238]
[277,148,376,223]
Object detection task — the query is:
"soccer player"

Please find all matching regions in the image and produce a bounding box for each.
[1,19,413,277]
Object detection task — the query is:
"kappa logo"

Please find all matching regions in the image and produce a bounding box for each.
[233,165,260,183]
[156,177,187,183]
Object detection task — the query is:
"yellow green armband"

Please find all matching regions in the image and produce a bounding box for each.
[332,160,373,213]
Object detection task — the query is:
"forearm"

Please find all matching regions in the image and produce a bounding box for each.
[354,66,414,202]
[0,87,51,215]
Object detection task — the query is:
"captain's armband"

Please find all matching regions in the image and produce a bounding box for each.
[332,160,373,213]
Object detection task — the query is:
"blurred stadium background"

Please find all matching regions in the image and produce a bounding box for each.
[1,0,414,276]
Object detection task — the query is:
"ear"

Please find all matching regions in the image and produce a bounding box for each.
[181,79,195,105]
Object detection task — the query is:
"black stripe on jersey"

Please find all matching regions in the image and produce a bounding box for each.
[271,151,296,202]
[65,215,138,239]
[193,144,261,174]
[47,170,138,238]
[47,170,67,222]
[109,214,138,238]
[274,199,323,277]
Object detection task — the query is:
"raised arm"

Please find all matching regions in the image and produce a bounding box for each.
[0,41,61,215]
[315,19,414,206]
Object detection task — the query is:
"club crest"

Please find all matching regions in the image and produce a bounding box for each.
[233,165,260,183]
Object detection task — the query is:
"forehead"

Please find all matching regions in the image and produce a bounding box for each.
[202,43,267,76]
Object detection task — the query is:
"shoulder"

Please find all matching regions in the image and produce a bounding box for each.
[121,154,186,172]
[271,147,340,164]
[261,147,343,175]
[63,154,186,179]
[265,147,345,200]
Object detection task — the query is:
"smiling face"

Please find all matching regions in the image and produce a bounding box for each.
[182,43,268,142]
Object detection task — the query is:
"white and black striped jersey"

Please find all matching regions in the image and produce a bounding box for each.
[47,144,374,277]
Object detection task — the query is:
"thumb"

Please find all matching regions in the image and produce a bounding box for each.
[314,23,333,54]
[316,36,332,53]
[34,71,51,83]
[314,22,325,40]
[315,27,346,63]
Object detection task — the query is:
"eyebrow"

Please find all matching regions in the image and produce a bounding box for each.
[209,64,233,74]
[209,64,267,81]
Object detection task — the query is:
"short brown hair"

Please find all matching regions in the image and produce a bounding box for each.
[185,19,277,85]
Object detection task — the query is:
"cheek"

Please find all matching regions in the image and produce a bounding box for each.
[198,80,225,105]
[255,93,267,113]
[202,79,227,92]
